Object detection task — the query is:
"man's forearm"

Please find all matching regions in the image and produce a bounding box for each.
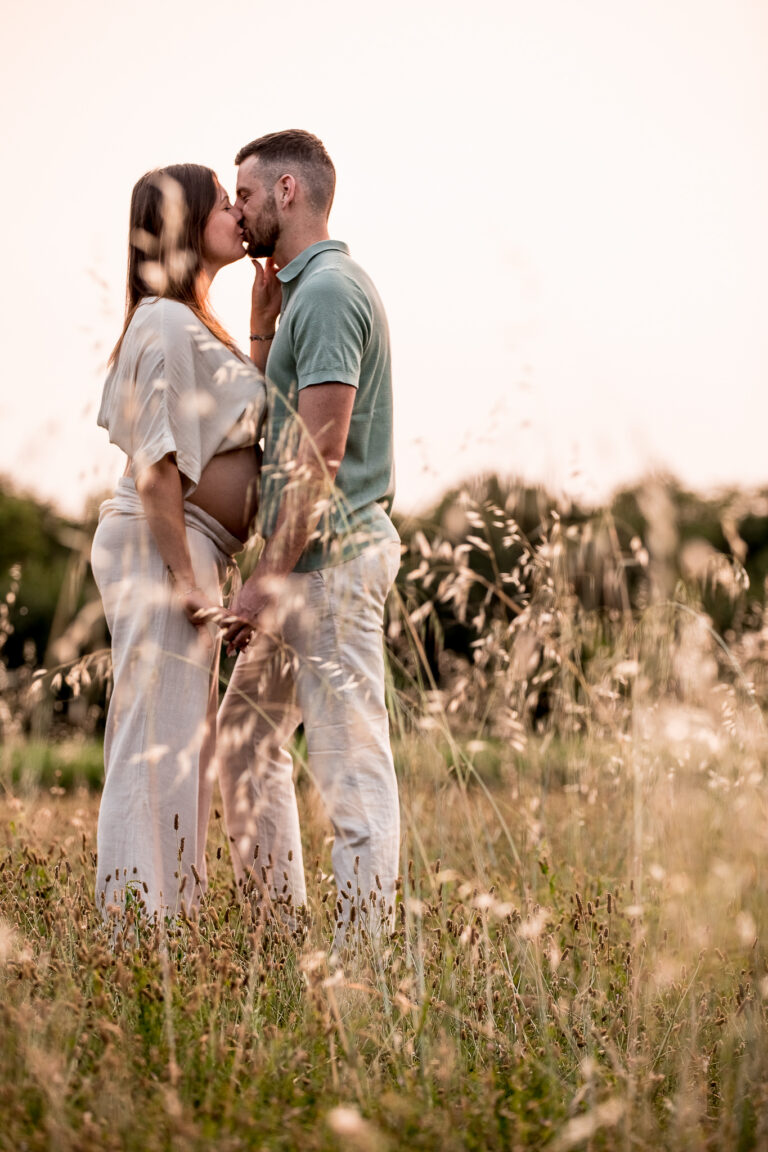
[224,382,355,643]
[254,457,334,582]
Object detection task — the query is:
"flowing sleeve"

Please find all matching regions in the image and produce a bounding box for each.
[98,301,205,490]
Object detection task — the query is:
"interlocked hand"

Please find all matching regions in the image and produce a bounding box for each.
[221,576,280,657]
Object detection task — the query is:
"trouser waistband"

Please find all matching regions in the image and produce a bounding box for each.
[100,477,244,560]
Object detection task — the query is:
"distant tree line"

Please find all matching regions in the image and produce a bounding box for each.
[1,472,767,736]
[393,472,767,658]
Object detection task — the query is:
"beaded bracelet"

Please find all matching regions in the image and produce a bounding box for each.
[250,333,275,342]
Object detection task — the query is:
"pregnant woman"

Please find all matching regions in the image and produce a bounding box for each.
[92,163,272,922]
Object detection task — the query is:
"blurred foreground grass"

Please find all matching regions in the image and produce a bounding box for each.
[1,728,768,1151]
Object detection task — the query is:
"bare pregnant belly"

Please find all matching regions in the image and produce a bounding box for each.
[186,446,262,542]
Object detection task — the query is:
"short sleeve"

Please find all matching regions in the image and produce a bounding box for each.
[98,301,204,489]
[290,271,371,390]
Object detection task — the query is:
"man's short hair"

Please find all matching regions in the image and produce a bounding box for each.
[235,130,336,217]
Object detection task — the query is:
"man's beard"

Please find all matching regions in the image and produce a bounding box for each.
[245,226,279,258]
[244,198,280,258]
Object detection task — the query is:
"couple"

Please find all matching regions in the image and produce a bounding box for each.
[91,130,401,943]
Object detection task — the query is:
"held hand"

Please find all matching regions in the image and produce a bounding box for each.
[251,258,281,329]
[178,587,223,654]
[221,575,280,656]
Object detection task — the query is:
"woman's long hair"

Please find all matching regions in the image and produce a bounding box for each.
[109,163,238,364]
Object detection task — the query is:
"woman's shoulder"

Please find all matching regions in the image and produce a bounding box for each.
[130,296,201,337]
[120,298,255,376]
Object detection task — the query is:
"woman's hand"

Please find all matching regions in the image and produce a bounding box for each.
[177,586,224,653]
[178,586,218,627]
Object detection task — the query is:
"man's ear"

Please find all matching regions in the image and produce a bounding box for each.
[276,174,296,209]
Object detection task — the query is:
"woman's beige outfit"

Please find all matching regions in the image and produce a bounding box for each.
[92,298,265,920]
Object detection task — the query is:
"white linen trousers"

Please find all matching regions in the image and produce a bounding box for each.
[91,478,241,921]
[216,540,401,941]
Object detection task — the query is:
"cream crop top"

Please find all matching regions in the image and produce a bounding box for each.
[97,297,266,493]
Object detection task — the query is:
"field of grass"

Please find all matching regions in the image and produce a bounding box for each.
[3,482,768,1148]
[2,718,768,1151]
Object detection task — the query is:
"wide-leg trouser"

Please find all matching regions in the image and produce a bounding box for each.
[91,479,241,921]
[216,540,401,939]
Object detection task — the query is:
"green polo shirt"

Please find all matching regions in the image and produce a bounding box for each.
[258,240,399,572]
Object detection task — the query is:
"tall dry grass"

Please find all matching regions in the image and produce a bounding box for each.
[1,479,768,1149]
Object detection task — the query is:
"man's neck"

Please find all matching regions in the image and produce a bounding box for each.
[274,222,331,270]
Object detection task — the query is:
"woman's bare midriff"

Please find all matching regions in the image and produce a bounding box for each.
[186,447,262,541]
[123,447,262,541]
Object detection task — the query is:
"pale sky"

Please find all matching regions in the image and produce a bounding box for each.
[1,0,766,518]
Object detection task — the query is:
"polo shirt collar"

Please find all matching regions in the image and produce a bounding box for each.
[277,240,349,283]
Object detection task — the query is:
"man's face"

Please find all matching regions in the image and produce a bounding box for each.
[235,157,280,258]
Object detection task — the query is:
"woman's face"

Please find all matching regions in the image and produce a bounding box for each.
[201,180,247,271]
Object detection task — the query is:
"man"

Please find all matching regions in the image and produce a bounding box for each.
[217,130,401,943]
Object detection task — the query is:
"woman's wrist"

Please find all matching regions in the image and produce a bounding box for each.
[250,313,277,332]
[167,566,200,596]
